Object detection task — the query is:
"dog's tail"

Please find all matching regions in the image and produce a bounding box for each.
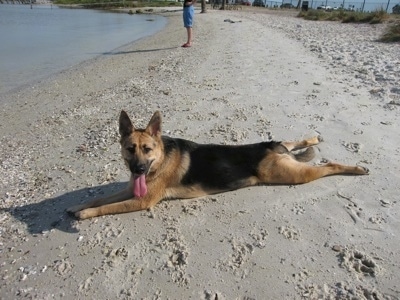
[293,147,315,162]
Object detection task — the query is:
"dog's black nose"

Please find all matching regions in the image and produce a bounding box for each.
[136,165,146,174]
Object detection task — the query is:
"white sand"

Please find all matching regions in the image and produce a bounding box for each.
[0,8,399,299]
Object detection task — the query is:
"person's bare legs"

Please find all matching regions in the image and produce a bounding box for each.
[182,3,194,47]
[185,27,192,46]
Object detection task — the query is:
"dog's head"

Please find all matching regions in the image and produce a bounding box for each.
[119,110,164,197]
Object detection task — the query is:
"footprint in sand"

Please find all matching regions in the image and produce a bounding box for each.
[279,225,300,241]
[53,259,73,276]
[342,141,361,153]
[338,248,380,277]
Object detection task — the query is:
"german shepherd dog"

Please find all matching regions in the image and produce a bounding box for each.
[67,111,369,219]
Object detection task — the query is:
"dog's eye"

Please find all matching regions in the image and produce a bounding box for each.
[143,147,152,154]
[126,145,135,153]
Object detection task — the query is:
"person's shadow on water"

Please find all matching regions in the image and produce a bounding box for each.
[2,182,127,234]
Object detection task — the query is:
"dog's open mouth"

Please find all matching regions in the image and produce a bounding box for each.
[133,174,147,198]
[129,161,153,198]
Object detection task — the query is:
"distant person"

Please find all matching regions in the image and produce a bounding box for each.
[182,0,196,47]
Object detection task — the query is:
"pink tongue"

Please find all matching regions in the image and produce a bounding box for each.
[133,175,147,198]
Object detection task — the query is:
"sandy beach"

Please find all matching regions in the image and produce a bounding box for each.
[1,7,399,299]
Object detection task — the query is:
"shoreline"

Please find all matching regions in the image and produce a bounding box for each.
[0,10,182,133]
[0,4,167,101]
[1,9,399,299]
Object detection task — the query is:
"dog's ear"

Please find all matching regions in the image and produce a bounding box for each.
[119,110,134,137]
[145,111,162,137]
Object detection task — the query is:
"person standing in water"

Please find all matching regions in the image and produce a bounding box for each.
[182,0,196,47]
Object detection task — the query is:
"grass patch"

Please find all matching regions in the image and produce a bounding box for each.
[342,9,388,24]
[297,9,339,21]
[298,8,399,43]
[379,22,400,42]
[298,9,389,24]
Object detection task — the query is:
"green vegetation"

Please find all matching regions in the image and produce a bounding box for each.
[298,9,389,24]
[54,0,182,9]
[297,9,340,21]
[342,9,389,24]
[298,9,400,42]
[379,22,400,42]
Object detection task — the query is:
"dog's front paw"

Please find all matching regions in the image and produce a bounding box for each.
[67,205,98,219]
[67,209,87,220]
[66,204,86,214]
[75,208,97,220]
[357,165,370,175]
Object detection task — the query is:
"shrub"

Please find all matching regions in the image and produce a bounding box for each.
[299,9,389,24]
[297,10,326,21]
[379,22,400,42]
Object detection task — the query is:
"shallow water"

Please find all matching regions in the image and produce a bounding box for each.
[0,4,167,95]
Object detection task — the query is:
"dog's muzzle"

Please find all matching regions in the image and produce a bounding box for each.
[128,160,151,177]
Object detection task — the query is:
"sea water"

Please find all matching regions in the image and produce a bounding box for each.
[0,4,167,95]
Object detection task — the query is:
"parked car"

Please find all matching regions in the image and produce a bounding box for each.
[280,3,294,8]
[317,5,332,10]
[253,0,265,6]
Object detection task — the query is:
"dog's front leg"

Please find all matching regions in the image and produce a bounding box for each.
[66,187,133,215]
[75,195,161,219]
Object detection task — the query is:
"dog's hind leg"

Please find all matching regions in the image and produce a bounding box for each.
[258,154,369,185]
[281,136,322,152]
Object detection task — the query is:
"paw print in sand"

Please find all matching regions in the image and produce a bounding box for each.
[337,247,380,277]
